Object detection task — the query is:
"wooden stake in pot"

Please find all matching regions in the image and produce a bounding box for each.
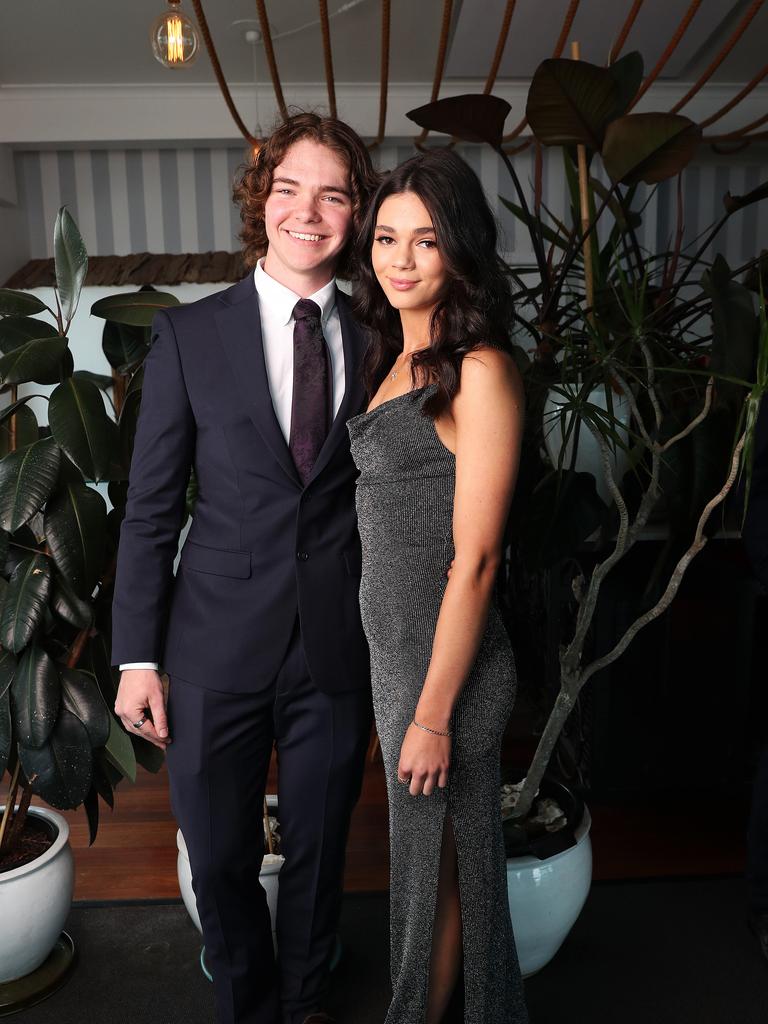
[571,40,596,328]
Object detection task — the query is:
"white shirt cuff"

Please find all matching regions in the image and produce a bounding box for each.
[119,662,160,671]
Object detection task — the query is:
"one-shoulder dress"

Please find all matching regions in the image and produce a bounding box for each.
[347,383,528,1024]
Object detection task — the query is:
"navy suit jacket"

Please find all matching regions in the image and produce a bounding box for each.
[111,273,371,694]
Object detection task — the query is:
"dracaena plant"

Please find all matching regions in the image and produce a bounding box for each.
[0,208,179,859]
[407,54,768,825]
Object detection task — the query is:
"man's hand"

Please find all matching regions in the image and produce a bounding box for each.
[114,669,171,750]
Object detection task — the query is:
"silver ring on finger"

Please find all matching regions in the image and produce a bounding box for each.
[397,775,411,785]
[132,715,148,729]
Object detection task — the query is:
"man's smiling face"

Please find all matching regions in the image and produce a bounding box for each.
[262,138,353,295]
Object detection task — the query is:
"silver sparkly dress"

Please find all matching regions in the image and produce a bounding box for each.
[347,384,528,1024]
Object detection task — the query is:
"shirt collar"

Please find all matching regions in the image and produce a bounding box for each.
[254,258,337,328]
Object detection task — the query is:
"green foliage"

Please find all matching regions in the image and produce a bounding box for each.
[0,210,179,850]
[53,207,88,326]
[91,291,180,327]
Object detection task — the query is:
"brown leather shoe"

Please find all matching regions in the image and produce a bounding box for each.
[301,1016,335,1024]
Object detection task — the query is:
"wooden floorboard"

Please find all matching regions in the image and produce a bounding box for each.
[47,749,748,901]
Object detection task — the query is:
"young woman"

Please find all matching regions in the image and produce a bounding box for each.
[348,150,529,1023]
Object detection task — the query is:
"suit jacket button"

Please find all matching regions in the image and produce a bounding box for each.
[297,551,309,561]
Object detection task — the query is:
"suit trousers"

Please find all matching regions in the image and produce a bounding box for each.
[165,623,373,1024]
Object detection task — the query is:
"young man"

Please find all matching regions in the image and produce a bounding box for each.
[111,114,379,1024]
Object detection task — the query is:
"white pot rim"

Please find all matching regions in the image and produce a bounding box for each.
[0,804,70,884]
[506,805,592,869]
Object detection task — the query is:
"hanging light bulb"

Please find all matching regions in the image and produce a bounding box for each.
[151,0,200,69]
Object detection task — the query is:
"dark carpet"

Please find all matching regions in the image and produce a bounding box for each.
[17,878,768,1024]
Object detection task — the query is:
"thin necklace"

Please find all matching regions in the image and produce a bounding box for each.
[389,353,411,381]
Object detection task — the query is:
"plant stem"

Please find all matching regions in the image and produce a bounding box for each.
[0,761,21,855]
[4,782,32,850]
[65,626,91,670]
[9,385,17,451]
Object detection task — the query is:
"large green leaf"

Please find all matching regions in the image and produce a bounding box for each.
[44,481,107,598]
[702,255,757,410]
[54,207,88,324]
[3,524,41,578]
[0,554,52,653]
[602,113,701,185]
[0,437,60,532]
[83,784,100,845]
[0,648,18,702]
[0,315,58,354]
[0,289,47,317]
[606,51,644,121]
[103,712,137,783]
[405,93,511,147]
[50,572,94,629]
[19,708,92,809]
[526,58,619,149]
[91,752,116,808]
[87,632,120,706]
[0,336,69,386]
[48,377,112,481]
[0,683,11,777]
[118,382,142,455]
[73,370,115,391]
[60,667,110,749]
[131,735,165,773]
[0,647,17,779]
[90,291,180,327]
[101,321,151,374]
[10,640,59,747]
[0,405,39,457]
[0,395,38,427]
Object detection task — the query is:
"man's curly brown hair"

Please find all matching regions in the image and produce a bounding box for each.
[233,111,380,279]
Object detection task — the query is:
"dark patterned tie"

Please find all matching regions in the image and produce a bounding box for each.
[289,298,331,485]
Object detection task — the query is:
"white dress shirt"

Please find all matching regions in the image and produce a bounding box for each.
[120,260,346,672]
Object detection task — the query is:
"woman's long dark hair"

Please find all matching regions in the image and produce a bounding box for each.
[352,148,515,416]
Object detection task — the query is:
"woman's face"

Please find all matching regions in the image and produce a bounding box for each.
[371,191,447,314]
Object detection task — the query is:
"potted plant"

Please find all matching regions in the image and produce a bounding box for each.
[407,51,768,974]
[0,208,179,994]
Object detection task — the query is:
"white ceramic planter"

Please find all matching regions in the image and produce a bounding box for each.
[507,806,592,977]
[0,805,74,983]
[176,802,284,949]
[544,386,631,506]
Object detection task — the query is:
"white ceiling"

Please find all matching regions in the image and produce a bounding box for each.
[0,0,765,147]
[1,0,765,87]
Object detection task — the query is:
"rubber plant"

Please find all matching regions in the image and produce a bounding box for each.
[0,208,179,861]
[407,53,768,830]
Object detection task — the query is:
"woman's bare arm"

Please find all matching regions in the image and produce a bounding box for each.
[398,349,524,795]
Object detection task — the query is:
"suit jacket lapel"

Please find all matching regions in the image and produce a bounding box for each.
[309,288,367,483]
[215,275,302,489]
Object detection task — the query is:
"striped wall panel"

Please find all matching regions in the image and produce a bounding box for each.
[13,145,768,271]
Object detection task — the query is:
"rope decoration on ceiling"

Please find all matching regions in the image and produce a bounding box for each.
[415,0,454,148]
[188,0,768,154]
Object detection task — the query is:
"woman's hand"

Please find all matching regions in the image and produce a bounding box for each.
[397,723,451,797]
